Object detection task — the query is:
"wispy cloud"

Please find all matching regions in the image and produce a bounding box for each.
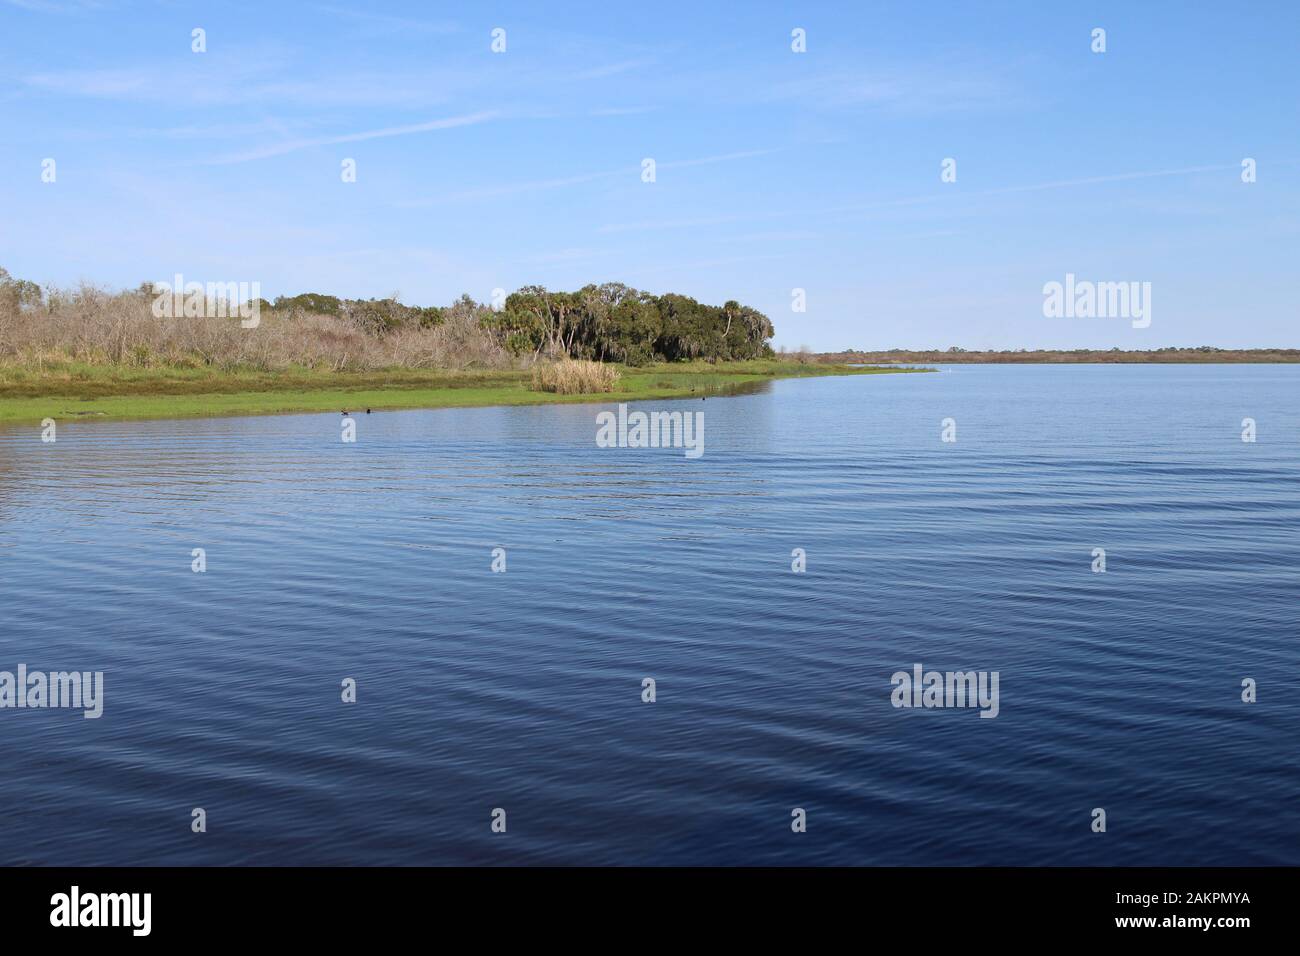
[22,64,472,109]
[25,67,152,97]
[3,0,104,11]
[828,163,1249,216]
[763,59,1022,114]
[397,168,623,207]
[659,148,783,170]
[205,111,500,164]
[628,253,788,277]
[731,231,821,242]
[598,213,756,235]
[588,106,656,117]
[397,147,782,207]
[569,57,658,81]
[524,247,612,265]
[973,163,1241,197]
[600,162,1251,234]
[312,4,460,34]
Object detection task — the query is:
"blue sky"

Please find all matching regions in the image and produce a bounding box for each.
[2,0,1297,349]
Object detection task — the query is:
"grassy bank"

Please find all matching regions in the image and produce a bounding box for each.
[0,360,927,426]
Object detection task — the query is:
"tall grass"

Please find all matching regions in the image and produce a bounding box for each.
[531,359,620,394]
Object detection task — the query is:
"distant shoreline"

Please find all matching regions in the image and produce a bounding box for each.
[817,349,1300,364]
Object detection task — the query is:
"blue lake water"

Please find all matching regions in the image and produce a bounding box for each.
[0,364,1296,865]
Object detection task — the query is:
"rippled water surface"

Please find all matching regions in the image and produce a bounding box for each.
[1,364,1296,865]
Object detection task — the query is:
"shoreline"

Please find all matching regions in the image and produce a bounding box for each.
[820,349,1300,364]
[0,361,927,427]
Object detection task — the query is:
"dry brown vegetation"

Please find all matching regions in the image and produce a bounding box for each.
[777,344,816,365]
[0,281,512,373]
[531,358,621,394]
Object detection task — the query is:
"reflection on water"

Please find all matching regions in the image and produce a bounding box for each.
[0,365,1296,865]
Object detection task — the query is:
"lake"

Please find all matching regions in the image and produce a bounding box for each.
[0,364,1296,865]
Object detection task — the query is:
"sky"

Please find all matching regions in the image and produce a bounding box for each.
[1,0,1297,350]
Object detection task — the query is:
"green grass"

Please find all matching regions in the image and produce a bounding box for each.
[0,359,929,426]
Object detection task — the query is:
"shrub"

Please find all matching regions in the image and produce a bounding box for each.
[0,273,510,373]
[531,359,620,394]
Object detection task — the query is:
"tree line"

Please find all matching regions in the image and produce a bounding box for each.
[3,268,776,367]
[269,282,775,365]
